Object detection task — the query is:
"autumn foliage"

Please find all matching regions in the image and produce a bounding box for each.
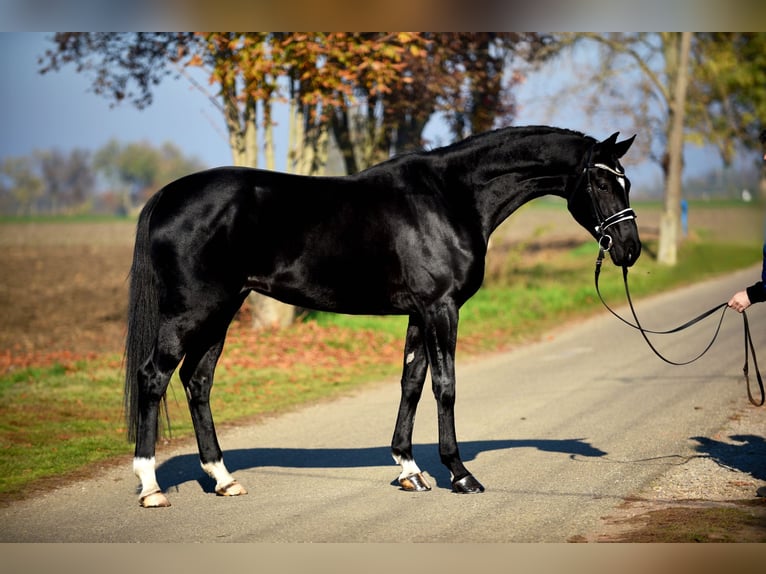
[40,32,551,175]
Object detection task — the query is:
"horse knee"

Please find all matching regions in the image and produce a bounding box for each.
[181,367,216,409]
[432,385,455,408]
[182,377,211,404]
[137,363,170,402]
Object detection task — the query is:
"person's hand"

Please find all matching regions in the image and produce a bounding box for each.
[728,290,752,313]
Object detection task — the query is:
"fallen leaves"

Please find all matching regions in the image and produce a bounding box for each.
[220,319,402,374]
[0,349,101,376]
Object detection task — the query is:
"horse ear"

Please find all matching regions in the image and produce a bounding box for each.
[602,132,620,147]
[614,134,636,158]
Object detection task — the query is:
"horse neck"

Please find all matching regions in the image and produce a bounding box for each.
[434,129,590,240]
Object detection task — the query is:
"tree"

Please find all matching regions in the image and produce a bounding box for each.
[36,148,95,212]
[0,157,43,215]
[156,141,207,184]
[93,139,204,213]
[686,33,766,201]
[546,33,765,265]
[283,33,550,173]
[657,32,691,266]
[1,150,95,216]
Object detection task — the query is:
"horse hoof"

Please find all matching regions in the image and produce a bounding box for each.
[216,480,248,497]
[140,491,171,508]
[452,475,485,494]
[399,472,431,492]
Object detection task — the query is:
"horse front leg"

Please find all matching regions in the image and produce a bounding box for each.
[179,337,246,498]
[423,301,484,494]
[391,317,431,491]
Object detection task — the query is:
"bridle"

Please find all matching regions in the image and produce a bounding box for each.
[574,147,762,406]
[578,148,637,254]
[582,152,765,406]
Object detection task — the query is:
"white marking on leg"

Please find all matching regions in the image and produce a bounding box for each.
[406,352,415,365]
[134,457,169,506]
[201,459,235,490]
[392,453,422,481]
[134,457,160,496]
[201,459,246,496]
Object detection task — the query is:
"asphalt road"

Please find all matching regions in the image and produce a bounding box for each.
[1,266,764,543]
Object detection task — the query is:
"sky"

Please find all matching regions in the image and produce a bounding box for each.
[0,33,233,168]
[0,32,729,196]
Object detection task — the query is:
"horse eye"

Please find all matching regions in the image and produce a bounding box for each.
[597,183,608,192]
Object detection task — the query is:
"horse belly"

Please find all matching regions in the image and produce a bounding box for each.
[245,255,409,316]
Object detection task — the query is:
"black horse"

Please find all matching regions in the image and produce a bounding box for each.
[124,125,640,507]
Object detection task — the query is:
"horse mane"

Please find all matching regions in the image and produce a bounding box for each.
[430,125,589,154]
[356,125,590,177]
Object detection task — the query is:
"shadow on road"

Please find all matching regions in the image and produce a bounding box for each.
[155,437,607,493]
[691,434,766,481]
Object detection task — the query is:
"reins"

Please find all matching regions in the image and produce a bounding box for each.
[594,247,764,407]
[579,151,762,406]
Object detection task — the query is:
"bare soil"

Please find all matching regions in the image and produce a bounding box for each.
[0,222,134,368]
[1,207,765,542]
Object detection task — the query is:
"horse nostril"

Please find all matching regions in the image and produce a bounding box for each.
[620,246,638,267]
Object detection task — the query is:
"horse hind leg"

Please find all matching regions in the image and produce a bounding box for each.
[133,332,184,508]
[391,318,431,492]
[132,294,245,507]
[179,334,246,498]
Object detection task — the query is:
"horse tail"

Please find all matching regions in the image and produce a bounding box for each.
[124,191,163,443]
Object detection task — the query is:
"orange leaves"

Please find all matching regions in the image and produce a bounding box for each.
[178,33,434,115]
[0,349,100,375]
[186,54,204,67]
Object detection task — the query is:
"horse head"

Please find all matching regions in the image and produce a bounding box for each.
[568,132,641,267]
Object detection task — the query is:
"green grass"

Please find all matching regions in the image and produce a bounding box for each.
[0,361,128,494]
[0,236,761,500]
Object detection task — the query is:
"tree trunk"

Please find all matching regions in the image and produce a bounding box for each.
[331,108,359,175]
[225,94,296,329]
[657,32,692,266]
[243,96,258,168]
[263,100,276,171]
[288,100,329,175]
[287,92,301,173]
[249,98,295,329]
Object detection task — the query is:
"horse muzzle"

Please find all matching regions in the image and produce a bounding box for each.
[605,234,641,267]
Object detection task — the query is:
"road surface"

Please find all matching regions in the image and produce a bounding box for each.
[1,266,763,542]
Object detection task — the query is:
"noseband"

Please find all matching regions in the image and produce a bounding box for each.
[580,150,636,253]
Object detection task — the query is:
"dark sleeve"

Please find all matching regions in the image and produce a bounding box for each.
[746,281,766,304]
